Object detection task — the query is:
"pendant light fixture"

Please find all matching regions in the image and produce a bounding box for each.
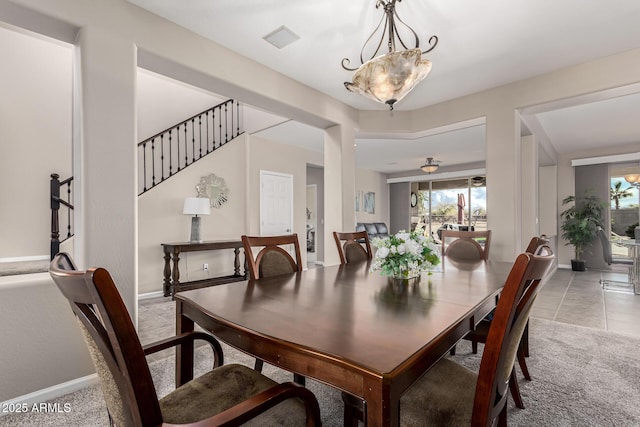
[342,0,438,110]
[420,157,439,173]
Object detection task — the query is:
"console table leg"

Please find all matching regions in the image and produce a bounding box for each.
[171,249,181,298]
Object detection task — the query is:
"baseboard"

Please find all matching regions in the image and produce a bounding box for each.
[314,261,325,266]
[0,374,99,417]
[558,264,572,270]
[0,255,49,263]
[138,290,165,300]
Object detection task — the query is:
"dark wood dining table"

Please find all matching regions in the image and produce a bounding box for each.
[174,258,512,427]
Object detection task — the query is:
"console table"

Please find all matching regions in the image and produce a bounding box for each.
[162,240,246,297]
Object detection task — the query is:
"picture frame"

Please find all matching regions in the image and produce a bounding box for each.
[355,190,363,212]
[364,191,375,214]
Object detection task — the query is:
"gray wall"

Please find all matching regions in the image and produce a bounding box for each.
[390,182,411,234]
[574,164,609,269]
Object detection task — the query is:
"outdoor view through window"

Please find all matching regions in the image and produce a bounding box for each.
[413,176,487,241]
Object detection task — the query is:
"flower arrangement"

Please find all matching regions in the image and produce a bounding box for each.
[370,228,440,279]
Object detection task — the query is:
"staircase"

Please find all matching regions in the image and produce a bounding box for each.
[50,98,244,259]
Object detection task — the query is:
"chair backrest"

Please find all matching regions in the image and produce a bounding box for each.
[596,227,613,265]
[242,234,303,280]
[440,230,492,261]
[472,247,554,425]
[333,231,373,264]
[525,235,549,254]
[49,253,162,427]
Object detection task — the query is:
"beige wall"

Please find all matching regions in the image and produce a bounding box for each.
[0,274,94,401]
[138,135,249,294]
[355,168,390,227]
[248,135,324,265]
[0,26,72,259]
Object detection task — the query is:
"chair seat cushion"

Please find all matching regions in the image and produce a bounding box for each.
[400,358,477,426]
[342,358,477,426]
[160,363,307,426]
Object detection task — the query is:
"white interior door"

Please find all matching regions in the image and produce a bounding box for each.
[260,171,293,236]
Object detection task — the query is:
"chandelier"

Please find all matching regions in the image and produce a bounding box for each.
[420,157,440,173]
[342,0,438,110]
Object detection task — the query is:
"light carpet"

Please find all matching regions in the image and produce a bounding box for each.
[1,318,639,426]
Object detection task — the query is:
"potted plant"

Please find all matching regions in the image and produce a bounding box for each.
[560,192,606,271]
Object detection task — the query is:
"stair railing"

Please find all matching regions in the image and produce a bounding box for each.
[50,173,74,259]
[137,99,243,195]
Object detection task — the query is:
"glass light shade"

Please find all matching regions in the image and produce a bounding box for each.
[344,48,432,109]
[624,174,640,184]
[421,164,439,173]
[183,197,211,216]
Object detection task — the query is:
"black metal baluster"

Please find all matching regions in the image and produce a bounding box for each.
[206,110,210,153]
[160,134,165,182]
[169,130,174,176]
[142,141,147,192]
[151,138,156,187]
[184,123,188,167]
[66,181,72,238]
[225,102,229,143]
[191,118,195,163]
[198,115,203,159]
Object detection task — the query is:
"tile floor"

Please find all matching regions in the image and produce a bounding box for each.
[530,266,640,338]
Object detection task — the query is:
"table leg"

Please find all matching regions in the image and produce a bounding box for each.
[163,248,171,297]
[176,300,194,387]
[363,380,398,427]
[171,249,181,297]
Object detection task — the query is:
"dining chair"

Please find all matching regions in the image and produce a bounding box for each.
[333,230,373,264]
[440,229,492,261]
[596,226,633,286]
[49,252,321,427]
[242,234,303,281]
[470,235,549,358]
[461,243,554,410]
[343,248,555,426]
[241,234,306,385]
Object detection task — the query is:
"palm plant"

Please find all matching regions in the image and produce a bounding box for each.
[560,192,606,262]
[610,181,633,210]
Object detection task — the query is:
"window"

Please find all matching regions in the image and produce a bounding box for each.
[415,176,487,239]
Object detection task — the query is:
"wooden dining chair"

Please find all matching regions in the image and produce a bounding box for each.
[343,249,554,426]
[461,241,553,410]
[241,234,306,385]
[333,230,373,264]
[441,229,492,261]
[242,234,303,281]
[49,253,321,427]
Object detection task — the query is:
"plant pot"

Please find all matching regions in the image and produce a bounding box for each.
[571,259,586,271]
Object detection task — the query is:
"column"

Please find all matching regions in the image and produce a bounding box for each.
[74,26,138,320]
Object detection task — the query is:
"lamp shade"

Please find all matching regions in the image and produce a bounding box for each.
[420,157,440,173]
[624,174,640,184]
[345,49,432,109]
[183,197,210,216]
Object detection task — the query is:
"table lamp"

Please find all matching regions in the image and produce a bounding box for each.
[183,197,210,243]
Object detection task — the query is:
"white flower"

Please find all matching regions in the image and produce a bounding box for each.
[404,239,421,255]
[376,247,390,259]
[396,232,410,242]
[397,244,406,254]
[390,245,397,254]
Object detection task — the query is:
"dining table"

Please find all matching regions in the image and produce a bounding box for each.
[174,258,512,427]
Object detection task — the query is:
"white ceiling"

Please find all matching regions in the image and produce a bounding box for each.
[128,0,640,174]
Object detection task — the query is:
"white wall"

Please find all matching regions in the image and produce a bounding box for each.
[0,26,72,259]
